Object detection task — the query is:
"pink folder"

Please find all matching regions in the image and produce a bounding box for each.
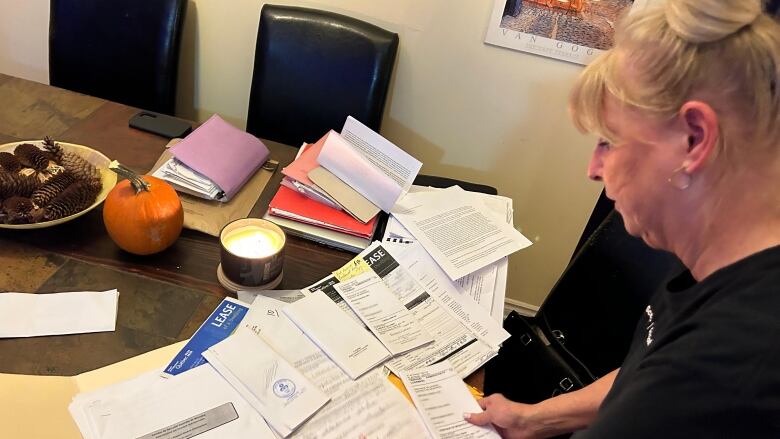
[169,114,269,201]
[281,131,332,186]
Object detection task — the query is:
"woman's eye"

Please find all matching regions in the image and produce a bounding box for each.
[597,140,612,150]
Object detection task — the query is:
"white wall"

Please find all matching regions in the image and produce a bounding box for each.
[0,0,602,307]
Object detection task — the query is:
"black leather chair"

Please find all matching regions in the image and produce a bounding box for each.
[246,5,399,146]
[49,0,187,115]
[484,208,681,407]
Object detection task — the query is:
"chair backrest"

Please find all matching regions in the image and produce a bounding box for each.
[49,0,187,115]
[538,209,682,378]
[247,5,399,146]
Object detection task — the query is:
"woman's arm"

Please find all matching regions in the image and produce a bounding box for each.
[465,369,618,439]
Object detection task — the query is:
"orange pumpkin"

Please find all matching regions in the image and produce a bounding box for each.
[103,162,183,255]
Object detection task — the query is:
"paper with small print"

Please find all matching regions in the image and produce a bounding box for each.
[334,272,434,356]
[0,290,118,338]
[392,186,532,280]
[401,362,500,439]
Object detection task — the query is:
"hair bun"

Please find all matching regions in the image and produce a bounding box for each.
[665,0,762,43]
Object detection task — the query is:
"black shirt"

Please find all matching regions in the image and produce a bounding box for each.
[573,245,780,438]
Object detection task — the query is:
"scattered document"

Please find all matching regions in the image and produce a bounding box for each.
[388,242,510,350]
[284,291,391,380]
[334,272,434,356]
[162,297,249,377]
[0,290,118,338]
[85,365,276,439]
[318,242,499,378]
[242,297,430,439]
[291,370,430,439]
[401,362,500,439]
[392,186,532,279]
[240,296,352,396]
[204,330,329,438]
[384,186,515,322]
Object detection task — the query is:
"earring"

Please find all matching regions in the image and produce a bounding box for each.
[668,165,691,190]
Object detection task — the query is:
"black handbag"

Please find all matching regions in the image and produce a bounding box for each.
[484,210,681,405]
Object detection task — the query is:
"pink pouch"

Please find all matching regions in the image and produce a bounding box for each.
[170,114,269,201]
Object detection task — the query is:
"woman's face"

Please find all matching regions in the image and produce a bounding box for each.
[587,95,688,249]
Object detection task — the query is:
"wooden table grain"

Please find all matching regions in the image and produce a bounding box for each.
[0,74,354,375]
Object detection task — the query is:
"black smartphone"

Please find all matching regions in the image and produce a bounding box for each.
[129,111,193,138]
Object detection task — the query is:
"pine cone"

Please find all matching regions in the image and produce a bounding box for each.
[14,143,51,171]
[42,136,64,162]
[43,180,99,221]
[2,196,34,224]
[0,152,22,173]
[0,171,39,199]
[31,172,75,207]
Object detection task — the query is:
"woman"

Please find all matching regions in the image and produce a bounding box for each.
[466,0,780,437]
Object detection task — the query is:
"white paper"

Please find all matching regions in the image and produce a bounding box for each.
[0,290,118,338]
[341,116,422,193]
[401,362,500,439]
[292,370,430,439]
[240,296,351,397]
[340,242,499,378]
[204,331,329,437]
[334,272,434,356]
[317,117,422,212]
[389,242,510,350]
[392,186,532,279]
[236,289,305,305]
[241,298,430,439]
[283,291,391,380]
[300,276,365,327]
[152,157,223,200]
[74,365,276,439]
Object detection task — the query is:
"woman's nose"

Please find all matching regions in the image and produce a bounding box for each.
[587,147,604,181]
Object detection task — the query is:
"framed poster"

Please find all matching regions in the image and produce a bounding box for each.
[485,0,636,65]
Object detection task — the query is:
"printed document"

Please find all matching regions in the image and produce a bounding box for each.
[292,370,430,439]
[241,297,430,439]
[392,186,532,279]
[204,330,329,437]
[314,242,499,378]
[283,291,391,380]
[388,242,510,349]
[0,290,118,338]
[384,186,514,322]
[334,272,434,356]
[74,365,276,439]
[316,116,421,212]
[401,362,500,439]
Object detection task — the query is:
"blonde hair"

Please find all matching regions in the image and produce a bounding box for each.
[570,0,780,160]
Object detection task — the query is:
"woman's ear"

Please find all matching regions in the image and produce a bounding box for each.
[679,101,719,173]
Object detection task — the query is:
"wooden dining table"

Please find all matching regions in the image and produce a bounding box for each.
[0,73,486,388]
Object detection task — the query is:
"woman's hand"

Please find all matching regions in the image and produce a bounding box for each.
[465,394,543,439]
[465,370,619,438]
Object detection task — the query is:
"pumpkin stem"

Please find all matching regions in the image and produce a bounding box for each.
[109,160,151,194]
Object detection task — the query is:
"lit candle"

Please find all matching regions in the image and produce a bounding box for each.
[222,226,282,258]
[219,218,285,289]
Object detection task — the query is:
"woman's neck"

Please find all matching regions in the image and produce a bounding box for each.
[672,169,780,281]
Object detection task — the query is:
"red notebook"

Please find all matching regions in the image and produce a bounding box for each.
[268,186,377,239]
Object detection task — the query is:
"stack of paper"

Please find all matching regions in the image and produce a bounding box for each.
[153,114,270,202]
[153,157,224,200]
[280,132,342,210]
[383,185,527,323]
